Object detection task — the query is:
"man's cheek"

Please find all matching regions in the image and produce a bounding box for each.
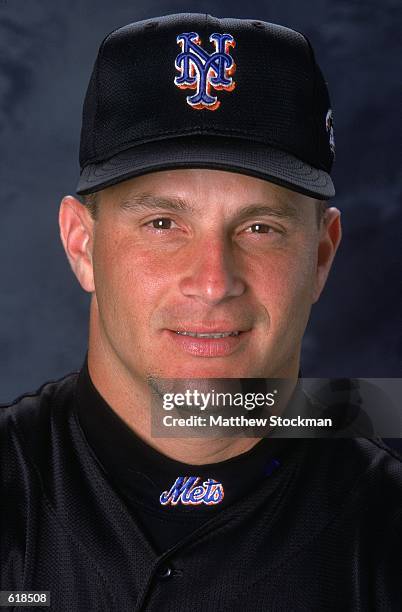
[264,259,314,324]
[102,259,169,334]
[254,254,301,300]
[122,258,172,307]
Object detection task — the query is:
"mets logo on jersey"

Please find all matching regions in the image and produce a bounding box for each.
[160,476,224,505]
[174,31,236,110]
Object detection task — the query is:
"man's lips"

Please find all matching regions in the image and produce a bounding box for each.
[163,328,250,357]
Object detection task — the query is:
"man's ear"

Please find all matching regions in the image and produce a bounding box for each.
[59,195,95,293]
[312,207,342,303]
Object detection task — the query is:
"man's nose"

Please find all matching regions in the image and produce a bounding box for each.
[178,237,246,305]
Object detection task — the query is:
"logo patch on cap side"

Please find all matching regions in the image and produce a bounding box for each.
[326,108,335,157]
[174,32,236,110]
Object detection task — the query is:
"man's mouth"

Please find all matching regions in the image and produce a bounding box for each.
[175,331,240,338]
[164,327,249,357]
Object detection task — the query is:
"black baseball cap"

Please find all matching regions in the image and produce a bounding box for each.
[77,13,336,199]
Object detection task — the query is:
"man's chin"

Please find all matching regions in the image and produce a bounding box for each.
[148,360,266,380]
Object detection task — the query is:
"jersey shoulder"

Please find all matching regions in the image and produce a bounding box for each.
[0,371,80,467]
[357,437,402,498]
[0,372,80,588]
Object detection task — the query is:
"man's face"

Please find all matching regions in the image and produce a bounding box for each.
[78,169,339,381]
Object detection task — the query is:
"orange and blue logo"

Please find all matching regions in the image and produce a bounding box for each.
[174,32,236,110]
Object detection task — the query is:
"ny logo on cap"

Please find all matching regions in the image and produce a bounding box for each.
[174,32,236,110]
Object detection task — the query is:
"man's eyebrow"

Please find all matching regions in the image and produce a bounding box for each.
[118,193,196,214]
[233,203,301,223]
[118,192,301,221]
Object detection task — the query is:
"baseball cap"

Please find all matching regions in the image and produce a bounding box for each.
[77,13,336,199]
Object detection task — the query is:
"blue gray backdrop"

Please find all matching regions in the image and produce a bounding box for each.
[1,0,401,403]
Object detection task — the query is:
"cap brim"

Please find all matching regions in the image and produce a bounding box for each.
[76,136,335,200]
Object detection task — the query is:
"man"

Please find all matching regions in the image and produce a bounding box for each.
[1,13,401,611]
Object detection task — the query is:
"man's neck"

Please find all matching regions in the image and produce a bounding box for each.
[87,329,298,464]
[87,351,264,462]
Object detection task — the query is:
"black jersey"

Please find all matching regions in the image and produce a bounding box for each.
[1,367,402,611]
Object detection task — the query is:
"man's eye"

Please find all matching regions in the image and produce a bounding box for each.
[244,223,273,234]
[148,218,174,230]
